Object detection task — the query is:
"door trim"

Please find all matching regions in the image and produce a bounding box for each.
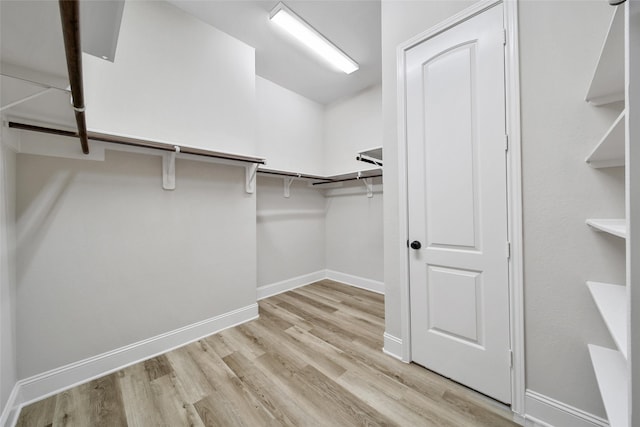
[396,0,525,415]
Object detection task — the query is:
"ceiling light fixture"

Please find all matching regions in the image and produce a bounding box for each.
[269,2,359,75]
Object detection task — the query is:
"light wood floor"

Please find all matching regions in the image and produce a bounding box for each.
[16,280,519,426]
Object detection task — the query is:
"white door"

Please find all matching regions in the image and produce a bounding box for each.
[405,4,511,404]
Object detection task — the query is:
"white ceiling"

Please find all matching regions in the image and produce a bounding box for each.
[168,0,382,105]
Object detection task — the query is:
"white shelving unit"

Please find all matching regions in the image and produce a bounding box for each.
[587,281,627,358]
[585,5,624,106]
[586,218,627,239]
[584,3,634,427]
[585,111,625,168]
[588,345,629,427]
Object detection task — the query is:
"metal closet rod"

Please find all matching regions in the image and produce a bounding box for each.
[257,168,332,181]
[59,0,89,155]
[313,174,383,185]
[356,154,383,166]
[8,122,267,164]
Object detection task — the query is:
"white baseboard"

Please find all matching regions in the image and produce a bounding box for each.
[325,270,384,294]
[0,383,22,427]
[10,303,258,417]
[524,390,608,427]
[257,271,326,300]
[382,332,404,361]
[258,270,385,300]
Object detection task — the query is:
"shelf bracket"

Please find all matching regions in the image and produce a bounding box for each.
[162,146,180,191]
[357,173,373,198]
[283,175,299,198]
[245,163,258,194]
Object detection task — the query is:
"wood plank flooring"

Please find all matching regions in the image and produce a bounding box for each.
[16,280,519,426]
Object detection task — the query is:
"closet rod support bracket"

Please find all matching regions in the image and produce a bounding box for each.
[283,174,301,198]
[283,177,296,198]
[246,163,258,194]
[162,151,177,190]
[361,177,373,198]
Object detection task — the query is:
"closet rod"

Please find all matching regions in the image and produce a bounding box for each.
[257,169,332,181]
[312,173,383,185]
[8,122,267,164]
[59,0,89,155]
[355,155,383,166]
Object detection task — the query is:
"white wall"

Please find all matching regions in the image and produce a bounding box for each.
[255,76,383,293]
[255,76,328,293]
[257,176,326,288]
[16,147,257,378]
[83,1,257,156]
[382,0,624,420]
[0,128,17,414]
[324,85,382,176]
[256,76,324,176]
[325,182,383,283]
[323,85,384,285]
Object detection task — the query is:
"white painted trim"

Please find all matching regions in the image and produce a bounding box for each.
[0,383,22,427]
[382,332,404,361]
[258,271,385,301]
[325,270,384,294]
[524,390,608,427]
[504,0,526,416]
[524,415,555,427]
[396,0,525,410]
[257,271,326,300]
[399,0,502,52]
[14,304,258,409]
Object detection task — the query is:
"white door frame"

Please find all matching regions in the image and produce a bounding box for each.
[396,0,525,415]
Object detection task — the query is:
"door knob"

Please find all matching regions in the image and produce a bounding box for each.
[410,240,422,250]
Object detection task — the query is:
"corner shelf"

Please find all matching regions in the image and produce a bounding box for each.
[586,219,627,239]
[587,281,627,358]
[586,111,625,168]
[585,6,624,106]
[356,147,383,166]
[588,345,629,427]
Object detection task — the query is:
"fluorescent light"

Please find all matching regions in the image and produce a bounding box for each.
[269,2,359,75]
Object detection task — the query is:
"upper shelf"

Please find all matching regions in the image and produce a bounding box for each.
[585,6,624,106]
[357,147,383,167]
[586,219,627,239]
[587,281,627,358]
[256,167,383,186]
[8,121,266,165]
[586,111,625,168]
[312,168,383,186]
[257,167,331,182]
